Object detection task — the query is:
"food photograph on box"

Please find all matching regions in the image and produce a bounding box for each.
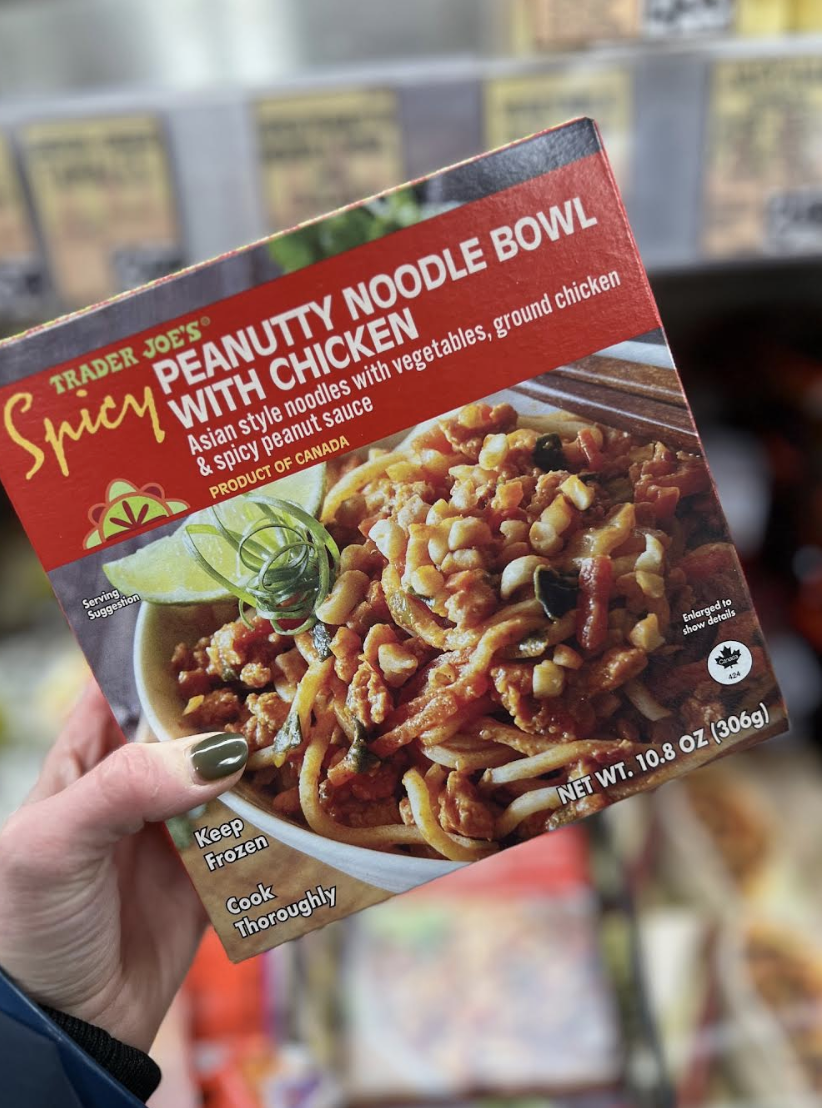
[0,6,821,1108]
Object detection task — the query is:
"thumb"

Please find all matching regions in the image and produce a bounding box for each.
[34,732,249,853]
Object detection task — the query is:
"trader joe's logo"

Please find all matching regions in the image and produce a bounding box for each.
[84,479,189,549]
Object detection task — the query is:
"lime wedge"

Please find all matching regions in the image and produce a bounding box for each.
[103,463,326,605]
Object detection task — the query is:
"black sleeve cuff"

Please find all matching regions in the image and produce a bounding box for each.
[39,1006,162,1103]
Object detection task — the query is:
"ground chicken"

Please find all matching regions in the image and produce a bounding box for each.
[347,661,393,730]
[439,772,496,840]
[184,688,241,729]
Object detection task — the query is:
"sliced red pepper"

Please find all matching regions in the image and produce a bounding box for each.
[576,555,613,652]
[578,428,605,471]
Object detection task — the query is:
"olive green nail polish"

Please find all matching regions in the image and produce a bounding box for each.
[191,733,248,781]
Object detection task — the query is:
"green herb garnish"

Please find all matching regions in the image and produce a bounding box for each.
[534,565,578,620]
[272,705,303,762]
[534,433,566,471]
[505,630,552,660]
[182,495,339,634]
[406,585,436,609]
[311,622,333,660]
[348,719,378,774]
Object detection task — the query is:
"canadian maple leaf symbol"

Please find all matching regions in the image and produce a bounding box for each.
[716,645,742,669]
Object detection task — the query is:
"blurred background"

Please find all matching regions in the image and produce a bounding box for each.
[2,1,822,1105]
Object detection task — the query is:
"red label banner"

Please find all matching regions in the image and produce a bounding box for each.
[0,151,659,570]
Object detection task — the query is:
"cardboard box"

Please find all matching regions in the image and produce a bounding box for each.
[0,119,787,960]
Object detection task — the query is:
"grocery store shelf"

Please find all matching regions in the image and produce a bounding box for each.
[1,33,822,325]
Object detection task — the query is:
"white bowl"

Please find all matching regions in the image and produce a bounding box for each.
[133,601,463,892]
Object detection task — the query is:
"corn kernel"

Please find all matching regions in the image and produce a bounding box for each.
[553,644,583,670]
[362,623,397,665]
[315,570,369,625]
[378,643,419,688]
[449,517,493,550]
[507,427,538,452]
[449,464,494,488]
[458,403,488,430]
[450,483,478,513]
[397,496,429,529]
[629,613,666,652]
[418,449,452,480]
[493,480,525,512]
[441,548,484,573]
[529,520,562,556]
[410,565,445,597]
[560,474,594,511]
[497,541,532,567]
[369,519,406,562]
[636,570,665,598]
[478,433,509,470]
[540,493,574,534]
[428,526,451,565]
[340,543,373,573]
[500,554,546,599]
[426,499,456,524]
[404,530,432,579]
[635,534,665,573]
[533,659,566,698]
[500,519,529,543]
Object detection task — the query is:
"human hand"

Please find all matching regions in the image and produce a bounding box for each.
[0,681,247,1052]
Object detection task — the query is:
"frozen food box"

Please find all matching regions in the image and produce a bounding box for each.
[0,118,787,960]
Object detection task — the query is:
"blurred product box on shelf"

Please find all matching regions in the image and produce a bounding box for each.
[703,55,822,258]
[656,753,822,923]
[635,907,713,1102]
[19,114,183,307]
[793,0,822,28]
[485,70,633,195]
[735,0,792,33]
[509,0,642,49]
[6,44,822,325]
[644,0,735,36]
[0,116,787,963]
[0,134,46,317]
[343,834,621,1100]
[256,90,405,231]
[607,743,822,1102]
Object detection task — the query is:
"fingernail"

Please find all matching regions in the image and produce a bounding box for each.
[190,733,248,782]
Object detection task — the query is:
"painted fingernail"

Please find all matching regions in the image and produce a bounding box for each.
[190,733,248,781]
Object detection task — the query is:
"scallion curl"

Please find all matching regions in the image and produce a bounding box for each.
[183,496,339,633]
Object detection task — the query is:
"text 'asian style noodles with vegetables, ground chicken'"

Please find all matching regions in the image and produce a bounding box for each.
[171,400,774,862]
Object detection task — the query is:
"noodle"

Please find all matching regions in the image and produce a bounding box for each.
[403,768,496,862]
[481,740,635,786]
[299,717,426,850]
[419,699,495,746]
[321,451,405,522]
[495,788,564,838]
[425,735,515,771]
